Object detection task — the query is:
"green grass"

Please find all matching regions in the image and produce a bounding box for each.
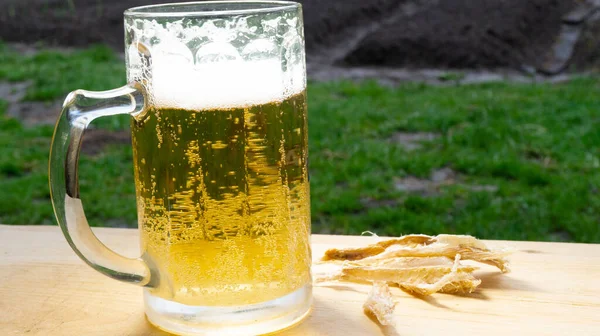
[1,43,599,242]
[0,43,123,101]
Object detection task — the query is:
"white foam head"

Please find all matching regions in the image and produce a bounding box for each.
[129,40,305,111]
[126,15,306,110]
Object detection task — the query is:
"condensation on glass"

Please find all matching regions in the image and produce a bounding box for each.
[49,2,311,335]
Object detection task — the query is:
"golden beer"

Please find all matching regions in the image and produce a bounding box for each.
[131,91,311,306]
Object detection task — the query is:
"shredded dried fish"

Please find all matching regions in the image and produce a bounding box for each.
[317,233,512,328]
[393,255,481,296]
[370,237,511,273]
[317,256,481,295]
[363,282,396,326]
[323,234,511,272]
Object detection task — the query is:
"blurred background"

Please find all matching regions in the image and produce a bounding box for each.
[1,0,599,242]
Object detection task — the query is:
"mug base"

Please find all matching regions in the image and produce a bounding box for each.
[144,284,312,335]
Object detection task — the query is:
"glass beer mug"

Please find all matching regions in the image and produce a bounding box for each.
[49,1,311,335]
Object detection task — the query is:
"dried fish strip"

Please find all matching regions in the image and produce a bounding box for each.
[316,257,481,294]
[363,282,396,326]
[342,262,478,284]
[321,245,387,261]
[322,234,511,272]
[370,241,511,273]
[375,234,432,249]
[321,235,432,261]
[356,256,460,268]
[394,255,481,296]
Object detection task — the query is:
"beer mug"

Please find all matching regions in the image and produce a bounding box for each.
[49,1,311,334]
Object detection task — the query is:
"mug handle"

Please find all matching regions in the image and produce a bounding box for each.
[49,83,152,286]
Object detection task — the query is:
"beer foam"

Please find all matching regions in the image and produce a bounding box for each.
[149,53,305,111]
[125,15,306,110]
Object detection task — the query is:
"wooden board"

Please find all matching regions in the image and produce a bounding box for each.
[1,224,599,335]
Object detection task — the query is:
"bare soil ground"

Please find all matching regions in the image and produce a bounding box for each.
[2,0,600,73]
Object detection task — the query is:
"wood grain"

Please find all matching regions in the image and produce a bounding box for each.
[1,225,599,335]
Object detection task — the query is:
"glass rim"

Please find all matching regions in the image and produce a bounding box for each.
[124,0,301,18]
